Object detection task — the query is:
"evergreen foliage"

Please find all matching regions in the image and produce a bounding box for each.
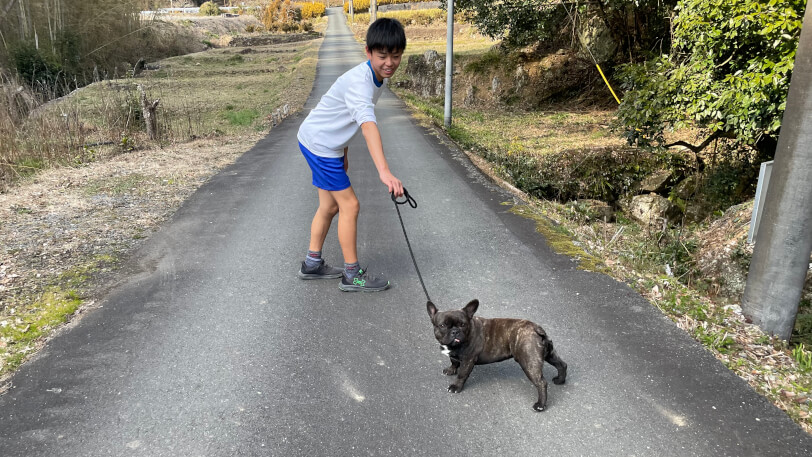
[199,1,222,16]
[446,0,676,54]
[616,0,806,157]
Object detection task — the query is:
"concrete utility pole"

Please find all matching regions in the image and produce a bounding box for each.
[349,0,353,22]
[742,5,812,341]
[443,0,454,128]
[371,0,377,22]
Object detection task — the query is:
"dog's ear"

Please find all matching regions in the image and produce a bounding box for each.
[463,299,479,319]
[427,301,438,319]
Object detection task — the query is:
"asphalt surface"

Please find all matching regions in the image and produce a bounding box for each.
[2,8,811,456]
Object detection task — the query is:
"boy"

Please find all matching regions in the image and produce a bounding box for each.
[296,18,406,292]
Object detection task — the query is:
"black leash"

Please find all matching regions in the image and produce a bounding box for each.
[391,188,432,303]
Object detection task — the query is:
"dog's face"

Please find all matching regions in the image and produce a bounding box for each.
[427,299,479,348]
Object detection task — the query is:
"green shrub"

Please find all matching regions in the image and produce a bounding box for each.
[616,0,804,159]
[11,43,63,92]
[464,48,511,74]
[199,1,221,16]
[281,22,300,33]
[699,150,761,213]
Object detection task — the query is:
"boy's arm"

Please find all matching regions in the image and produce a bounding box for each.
[361,121,403,197]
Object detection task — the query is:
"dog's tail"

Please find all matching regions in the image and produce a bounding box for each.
[534,325,552,351]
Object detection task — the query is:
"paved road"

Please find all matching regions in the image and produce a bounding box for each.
[2,8,811,456]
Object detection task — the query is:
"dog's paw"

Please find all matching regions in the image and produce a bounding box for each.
[447,384,462,393]
[533,401,546,412]
[552,375,566,385]
[443,367,457,376]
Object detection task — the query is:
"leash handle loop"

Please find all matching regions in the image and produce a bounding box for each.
[391,187,417,208]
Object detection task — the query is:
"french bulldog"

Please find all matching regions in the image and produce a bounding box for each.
[427,299,567,411]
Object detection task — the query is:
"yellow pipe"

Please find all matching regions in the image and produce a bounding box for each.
[596,64,621,105]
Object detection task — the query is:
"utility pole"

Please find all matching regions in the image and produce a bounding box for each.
[443,0,454,128]
[349,0,353,22]
[370,0,377,23]
[741,4,812,341]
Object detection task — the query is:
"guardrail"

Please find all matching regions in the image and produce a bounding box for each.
[140,6,259,18]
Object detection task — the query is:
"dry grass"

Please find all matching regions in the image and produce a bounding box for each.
[432,108,626,159]
[348,12,497,57]
[0,37,321,190]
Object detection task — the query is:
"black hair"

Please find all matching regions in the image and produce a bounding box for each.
[365,18,406,53]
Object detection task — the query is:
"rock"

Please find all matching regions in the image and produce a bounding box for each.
[491,76,500,94]
[514,65,527,91]
[577,15,618,64]
[691,199,812,300]
[464,85,477,107]
[673,175,698,200]
[572,199,615,222]
[404,50,445,97]
[627,193,680,226]
[682,202,707,223]
[425,49,445,72]
[639,169,676,194]
[695,202,754,297]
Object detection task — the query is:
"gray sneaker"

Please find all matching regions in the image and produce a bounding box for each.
[298,260,343,280]
[339,268,390,292]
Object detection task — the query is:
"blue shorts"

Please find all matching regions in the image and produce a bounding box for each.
[299,142,351,191]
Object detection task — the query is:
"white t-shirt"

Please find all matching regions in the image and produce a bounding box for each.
[297,61,386,158]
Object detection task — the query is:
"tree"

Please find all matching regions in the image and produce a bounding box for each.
[446,0,676,57]
[445,0,567,48]
[616,0,806,161]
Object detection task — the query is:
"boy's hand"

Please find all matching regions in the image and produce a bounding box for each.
[379,170,403,197]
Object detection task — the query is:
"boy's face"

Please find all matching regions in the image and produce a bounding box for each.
[365,47,403,81]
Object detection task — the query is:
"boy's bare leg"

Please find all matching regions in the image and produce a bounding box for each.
[330,186,360,264]
[309,188,340,252]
